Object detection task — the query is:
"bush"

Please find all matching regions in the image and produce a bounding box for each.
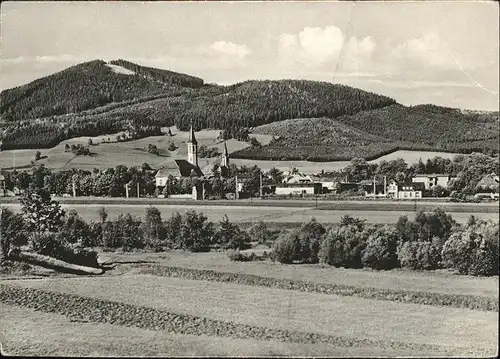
[271,230,297,264]
[271,218,326,264]
[227,249,259,262]
[28,232,99,268]
[57,210,94,246]
[247,221,275,245]
[1,207,27,261]
[319,223,371,268]
[179,210,214,252]
[139,207,166,251]
[214,215,251,250]
[441,221,499,276]
[397,241,441,270]
[361,226,399,270]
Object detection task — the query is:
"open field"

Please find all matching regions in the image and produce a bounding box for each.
[2,202,498,224]
[0,127,273,172]
[2,196,498,212]
[0,127,458,173]
[1,249,498,357]
[1,273,497,357]
[1,305,400,357]
[229,150,462,172]
[97,251,498,299]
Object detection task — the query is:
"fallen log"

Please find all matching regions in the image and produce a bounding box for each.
[11,251,104,275]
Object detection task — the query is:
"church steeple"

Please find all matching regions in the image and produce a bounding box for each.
[187,121,198,166]
[221,141,229,168]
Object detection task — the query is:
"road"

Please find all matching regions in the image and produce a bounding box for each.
[3,202,498,225]
[1,196,498,213]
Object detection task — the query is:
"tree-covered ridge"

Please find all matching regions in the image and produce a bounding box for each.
[253,117,387,146]
[335,104,499,148]
[0,71,397,149]
[230,103,500,161]
[169,80,397,131]
[0,60,182,123]
[109,59,204,88]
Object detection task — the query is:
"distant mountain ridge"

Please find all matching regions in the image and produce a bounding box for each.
[0,59,498,160]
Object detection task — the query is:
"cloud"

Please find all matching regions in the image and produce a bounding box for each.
[278,25,345,68]
[340,36,376,72]
[209,41,250,59]
[277,25,377,74]
[2,55,91,64]
[391,33,455,69]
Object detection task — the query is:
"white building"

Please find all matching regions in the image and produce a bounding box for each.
[275,183,322,196]
[387,180,424,199]
[412,174,451,190]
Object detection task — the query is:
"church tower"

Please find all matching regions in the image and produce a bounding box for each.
[221,141,229,168]
[187,122,198,166]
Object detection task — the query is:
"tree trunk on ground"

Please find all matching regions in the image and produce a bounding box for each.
[11,251,104,275]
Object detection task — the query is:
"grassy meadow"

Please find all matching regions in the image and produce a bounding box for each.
[0,125,457,173]
[1,249,498,357]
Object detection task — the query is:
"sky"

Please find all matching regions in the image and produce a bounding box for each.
[1,1,499,110]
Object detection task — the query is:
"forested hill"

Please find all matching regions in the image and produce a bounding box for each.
[109,59,204,88]
[0,60,200,123]
[232,104,499,161]
[0,60,398,150]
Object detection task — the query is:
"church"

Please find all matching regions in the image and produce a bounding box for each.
[154,124,230,187]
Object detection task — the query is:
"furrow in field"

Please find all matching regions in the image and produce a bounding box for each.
[0,283,458,355]
[136,265,499,311]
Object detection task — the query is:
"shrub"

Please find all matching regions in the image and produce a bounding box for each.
[167,142,178,151]
[441,221,499,276]
[272,218,326,264]
[395,209,457,251]
[57,210,94,246]
[361,226,399,270]
[227,249,259,262]
[319,224,371,268]
[271,230,297,264]
[247,221,274,244]
[179,210,214,252]
[1,207,27,261]
[214,215,251,250]
[140,207,166,251]
[397,241,441,270]
[35,151,41,161]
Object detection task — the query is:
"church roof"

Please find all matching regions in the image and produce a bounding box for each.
[155,160,204,178]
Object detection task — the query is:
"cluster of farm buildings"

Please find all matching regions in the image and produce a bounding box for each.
[154,126,500,200]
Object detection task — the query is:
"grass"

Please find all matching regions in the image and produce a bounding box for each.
[2,275,497,357]
[2,305,398,357]
[97,251,499,298]
[0,127,273,172]
[2,202,498,225]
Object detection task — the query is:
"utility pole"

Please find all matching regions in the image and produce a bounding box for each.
[373,175,376,200]
[259,171,263,198]
[384,176,387,197]
[235,175,238,200]
[137,182,140,198]
[72,178,76,197]
[125,183,129,198]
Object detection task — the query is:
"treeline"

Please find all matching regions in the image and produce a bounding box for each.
[2,153,497,200]
[109,59,204,88]
[267,211,498,277]
[1,112,163,150]
[2,162,268,199]
[0,60,172,122]
[2,192,497,277]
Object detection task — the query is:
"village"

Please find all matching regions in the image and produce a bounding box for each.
[150,125,500,201]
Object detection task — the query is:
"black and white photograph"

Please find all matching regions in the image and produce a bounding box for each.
[0,0,498,357]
